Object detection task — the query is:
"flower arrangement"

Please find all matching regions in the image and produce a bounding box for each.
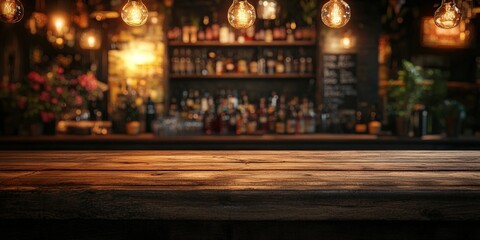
[21,68,71,123]
[17,67,106,125]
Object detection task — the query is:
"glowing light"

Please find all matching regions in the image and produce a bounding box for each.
[121,0,148,27]
[228,0,256,29]
[80,29,102,50]
[257,0,278,20]
[321,0,351,29]
[434,0,461,29]
[0,0,24,23]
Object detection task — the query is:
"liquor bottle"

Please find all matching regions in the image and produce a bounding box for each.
[258,50,267,74]
[354,104,368,134]
[211,12,220,41]
[225,50,235,73]
[145,96,156,133]
[171,48,180,74]
[215,51,224,75]
[246,104,258,135]
[203,98,216,135]
[266,50,276,74]
[218,100,230,135]
[368,104,382,135]
[179,48,186,74]
[284,50,293,74]
[249,51,258,74]
[286,102,297,134]
[258,98,269,134]
[186,49,194,74]
[268,93,278,133]
[275,50,285,74]
[413,104,428,138]
[236,105,246,135]
[275,106,286,134]
[296,107,306,134]
[264,20,273,43]
[305,102,316,134]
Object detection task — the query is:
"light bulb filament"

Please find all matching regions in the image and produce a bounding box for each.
[1,0,15,20]
[330,3,342,26]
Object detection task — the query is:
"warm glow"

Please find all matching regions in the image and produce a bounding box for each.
[0,0,24,23]
[257,0,278,20]
[228,0,256,29]
[87,36,96,47]
[80,29,102,50]
[54,17,65,33]
[434,1,461,29]
[341,36,351,49]
[121,0,148,27]
[330,3,342,26]
[321,0,351,28]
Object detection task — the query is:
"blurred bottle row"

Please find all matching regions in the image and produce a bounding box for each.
[170,48,314,75]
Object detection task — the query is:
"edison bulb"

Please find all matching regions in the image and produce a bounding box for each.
[228,0,256,29]
[321,0,351,28]
[121,0,148,27]
[434,0,461,29]
[0,0,24,23]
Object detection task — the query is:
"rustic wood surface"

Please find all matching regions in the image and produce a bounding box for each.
[0,151,479,221]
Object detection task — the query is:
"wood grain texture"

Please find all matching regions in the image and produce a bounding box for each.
[0,151,479,221]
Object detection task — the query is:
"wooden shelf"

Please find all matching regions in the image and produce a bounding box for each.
[169,73,316,79]
[168,40,316,47]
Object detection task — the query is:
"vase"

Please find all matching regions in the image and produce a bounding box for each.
[126,121,141,135]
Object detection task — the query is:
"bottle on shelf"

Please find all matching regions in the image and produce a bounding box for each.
[368,104,382,135]
[145,96,156,133]
[354,103,368,134]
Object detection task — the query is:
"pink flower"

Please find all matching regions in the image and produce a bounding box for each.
[57,68,64,75]
[45,85,52,91]
[41,112,55,123]
[51,98,58,105]
[33,84,40,91]
[75,95,83,106]
[56,87,64,95]
[78,73,98,92]
[39,91,50,102]
[28,72,45,84]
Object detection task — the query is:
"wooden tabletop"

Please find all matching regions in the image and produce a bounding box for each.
[0,150,479,221]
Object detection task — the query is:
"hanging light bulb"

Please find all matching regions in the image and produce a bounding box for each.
[434,0,461,29]
[0,0,24,23]
[121,0,148,27]
[228,0,256,29]
[321,0,351,28]
[257,0,279,20]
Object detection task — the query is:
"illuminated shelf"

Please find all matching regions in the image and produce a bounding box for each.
[169,73,316,79]
[168,40,317,47]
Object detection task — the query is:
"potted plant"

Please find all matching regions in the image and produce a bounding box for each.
[387,60,427,137]
[441,100,466,138]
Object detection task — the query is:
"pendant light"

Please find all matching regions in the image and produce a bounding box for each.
[121,0,149,27]
[0,0,24,23]
[321,0,351,29]
[434,0,461,29]
[228,0,256,29]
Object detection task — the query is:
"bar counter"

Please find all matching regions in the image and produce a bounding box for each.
[1,134,480,150]
[1,150,479,238]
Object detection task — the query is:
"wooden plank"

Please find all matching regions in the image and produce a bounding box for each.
[1,170,479,191]
[0,190,479,221]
